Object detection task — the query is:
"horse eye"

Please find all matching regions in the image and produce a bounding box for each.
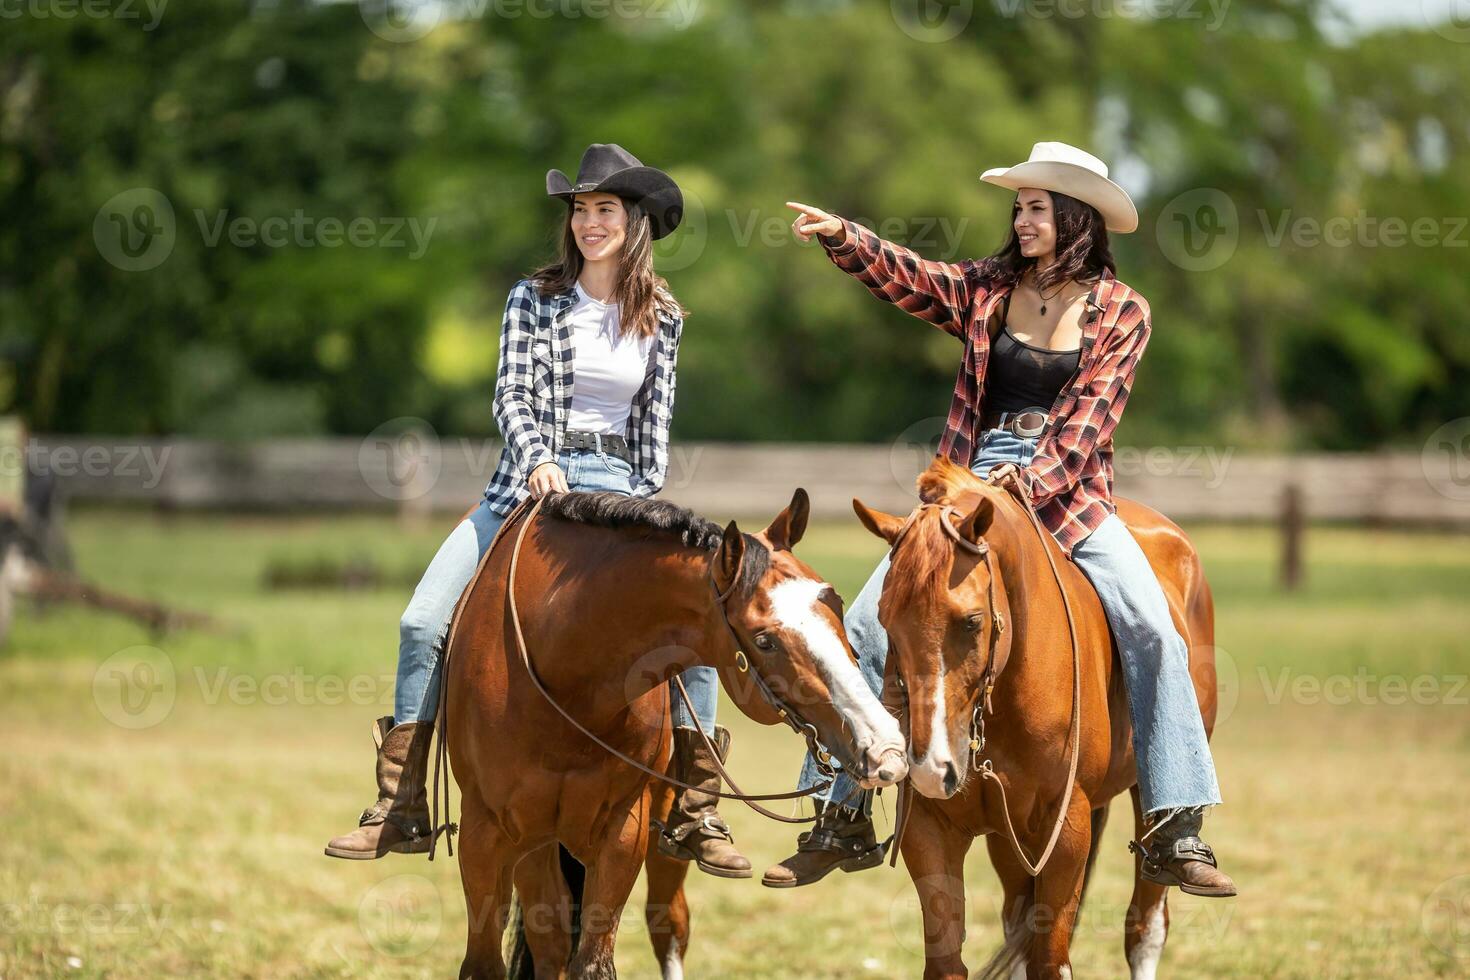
[753,633,776,651]
[963,613,985,633]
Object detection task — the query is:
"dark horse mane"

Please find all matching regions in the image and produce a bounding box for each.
[537,491,770,591]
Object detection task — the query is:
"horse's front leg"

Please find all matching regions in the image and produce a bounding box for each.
[901,798,975,980]
[566,788,651,979]
[1025,795,1094,980]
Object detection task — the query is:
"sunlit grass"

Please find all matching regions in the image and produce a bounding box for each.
[1,510,1468,978]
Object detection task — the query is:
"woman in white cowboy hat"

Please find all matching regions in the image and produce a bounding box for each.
[769,141,1235,897]
[325,143,752,879]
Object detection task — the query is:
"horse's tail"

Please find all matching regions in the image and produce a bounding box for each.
[505,845,584,980]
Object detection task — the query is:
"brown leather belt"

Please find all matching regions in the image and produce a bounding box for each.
[980,408,1050,439]
[562,430,633,464]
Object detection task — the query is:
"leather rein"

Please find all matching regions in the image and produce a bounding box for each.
[886,489,1082,877]
[503,495,840,822]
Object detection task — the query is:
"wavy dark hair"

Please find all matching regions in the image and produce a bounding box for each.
[978,190,1116,293]
[530,196,687,339]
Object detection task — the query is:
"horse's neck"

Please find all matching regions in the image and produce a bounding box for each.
[530,529,724,717]
[988,506,1074,717]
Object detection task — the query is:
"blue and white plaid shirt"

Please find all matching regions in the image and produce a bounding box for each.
[483,278,683,514]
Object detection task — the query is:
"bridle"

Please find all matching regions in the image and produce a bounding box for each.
[500,495,842,824]
[885,490,1082,877]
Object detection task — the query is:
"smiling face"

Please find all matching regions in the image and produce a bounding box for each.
[1012,187,1057,263]
[571,192,628,263]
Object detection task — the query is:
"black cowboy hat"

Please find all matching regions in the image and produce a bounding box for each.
[546,143,684,240]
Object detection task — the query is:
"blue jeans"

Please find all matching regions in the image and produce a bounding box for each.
[393,448,721,733]
[799,427,1222,816]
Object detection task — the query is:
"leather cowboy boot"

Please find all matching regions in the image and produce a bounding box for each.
[655,725,753,879]
[324,716,436,860]
[1130,807,1237,898]
[761,797,885,888]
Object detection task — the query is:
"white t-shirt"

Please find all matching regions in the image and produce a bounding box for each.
[566,282,655,435]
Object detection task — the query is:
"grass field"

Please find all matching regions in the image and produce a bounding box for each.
[3,508,1469,978]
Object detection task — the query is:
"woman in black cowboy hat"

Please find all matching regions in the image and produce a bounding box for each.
[325,143,752,879]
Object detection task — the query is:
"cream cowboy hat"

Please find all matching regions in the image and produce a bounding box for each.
[981,141,1138,234]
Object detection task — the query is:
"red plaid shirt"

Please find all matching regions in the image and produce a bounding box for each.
[822,218,1152,556]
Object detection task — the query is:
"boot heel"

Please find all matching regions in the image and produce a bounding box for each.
[840,844,886,874]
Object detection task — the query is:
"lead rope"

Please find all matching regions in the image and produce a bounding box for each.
[972,487,1083,877]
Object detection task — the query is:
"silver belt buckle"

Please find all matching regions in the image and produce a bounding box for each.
[592,432,603,455]
[1009,410,1047,438]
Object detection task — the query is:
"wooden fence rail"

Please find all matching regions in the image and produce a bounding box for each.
[14,435,1470,527]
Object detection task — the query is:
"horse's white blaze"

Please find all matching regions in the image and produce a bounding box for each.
[767,579,903,758]
[1128,902,1167,980]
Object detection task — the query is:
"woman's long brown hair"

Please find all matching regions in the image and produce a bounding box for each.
[979,190,1115,293]
[530,198,686,338]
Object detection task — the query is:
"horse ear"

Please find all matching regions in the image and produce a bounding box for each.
[853,498,906,544]
[763,488,810,551]
[712,520,746,594]
[958,496,996,545]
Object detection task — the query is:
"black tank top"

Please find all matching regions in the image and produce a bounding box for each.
[985,295,1081,416]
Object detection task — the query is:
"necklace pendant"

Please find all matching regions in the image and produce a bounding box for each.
[1039,303,1047,315]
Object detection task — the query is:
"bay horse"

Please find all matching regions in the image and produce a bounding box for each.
[443,488,908,979]
[853,457,1220,980]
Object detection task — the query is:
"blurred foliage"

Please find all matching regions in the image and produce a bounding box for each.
[2,0,1468,449]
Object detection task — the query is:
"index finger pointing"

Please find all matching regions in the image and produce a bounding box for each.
[785,201,828,218]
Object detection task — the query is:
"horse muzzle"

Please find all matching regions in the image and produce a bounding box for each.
[855,742,909,789]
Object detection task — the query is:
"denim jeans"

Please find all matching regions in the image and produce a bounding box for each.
[798,427,1222,816]
[393,448,721,734]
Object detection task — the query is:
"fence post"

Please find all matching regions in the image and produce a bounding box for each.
[1280,480,1303,591]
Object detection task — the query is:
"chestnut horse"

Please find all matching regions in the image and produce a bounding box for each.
[443,489,907,979]
[853,458,1219,980]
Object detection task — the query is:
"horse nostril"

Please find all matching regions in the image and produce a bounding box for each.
[942,762,958,797]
